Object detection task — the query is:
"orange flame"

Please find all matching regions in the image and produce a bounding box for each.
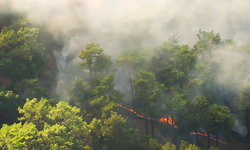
[75,75,77,80]
[190,132,226,144]
[118,104,178,128]
[118,104,226,144]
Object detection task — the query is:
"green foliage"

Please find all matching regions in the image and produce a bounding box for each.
[133,136,162,150]
[0,88,19,125]
[147,55,174,88]
[133,69,166,117]
[147,138,163,150]
[116,48,145,70]
[161,140,200,150]
[208,147,219,150]
[92,53,117,78]
[0,122,38,149]
[205,104,234,136]
[162,142,176,150]
[93,73,124,102]
[101,112,138,150]
[17,78,49,101]
[68,73,123,122]
[37,123,74,150]
[18,98,90,149]
[238,84,250,112]
[0,26,48,85]
[177,96,209,143]
[69,78,92,107]
[86,112,141,150]
[18,98,52,130]
[78,43,104,70]
[149,36,196,88]
[179,140,200,150]
[101,101,119,119]
[93,73,115,97]
[194,30,221,55]
[78,43,116,88]
[164,32,180,46]
[40,71,56,88]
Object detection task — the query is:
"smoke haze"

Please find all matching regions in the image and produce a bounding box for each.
[2,0,250,52]
[2,0,250,138]
[2,0,249,98]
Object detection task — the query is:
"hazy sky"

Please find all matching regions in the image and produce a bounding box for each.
[3,0,250,55]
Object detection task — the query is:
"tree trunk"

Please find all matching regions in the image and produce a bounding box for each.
[216,134,218,148]
[246,114,249,137]
[195,130,199,147]
[145,118,148,135]
[127,70,135,109]
[207,133,210,150]
[151,119,154,135]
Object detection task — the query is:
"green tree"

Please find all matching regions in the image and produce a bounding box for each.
[0,26,48,88]
[188,63,217,104]
[87,112,140,150]
[205,104,234,149]
[116,48,145,108]
[17,78,49,102]
[78,43,103,88]
[236,83,250,137]
[208,147,219,150]
[0,88,19,125]
[88,96,118,120]
[93,73,124,102]
[161,140,200,150]
[18,98,53,130]
[133,69,166,135]
[149,33,196,88]
[18,98,90,149]
[69,73,123,121]
[193,30,221,63]
[68,78,92,108]
[184,96,209,147]
[179,140,200,150]
[36,123,74,150]
[147,54,175,89]
[101,112,139,150]
[92,53,116,78]
[0,122,38,150]
[162,142,176,150]
[78,43,115,89]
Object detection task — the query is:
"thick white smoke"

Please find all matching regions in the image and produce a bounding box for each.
[2,0,250,51]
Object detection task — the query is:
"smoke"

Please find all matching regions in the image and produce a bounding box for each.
[2,0,250,101]
[2,0,250,49]
[1,0,249,93]
[2,0,250,135]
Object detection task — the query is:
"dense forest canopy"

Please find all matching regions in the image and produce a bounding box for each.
[1,0,250,150]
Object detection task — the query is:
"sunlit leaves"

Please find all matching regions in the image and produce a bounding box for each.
[0,122,38,149]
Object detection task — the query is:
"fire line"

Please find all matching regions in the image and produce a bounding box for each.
[118,104,226,144]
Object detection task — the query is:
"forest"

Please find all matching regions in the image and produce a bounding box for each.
[1,8,250,150]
